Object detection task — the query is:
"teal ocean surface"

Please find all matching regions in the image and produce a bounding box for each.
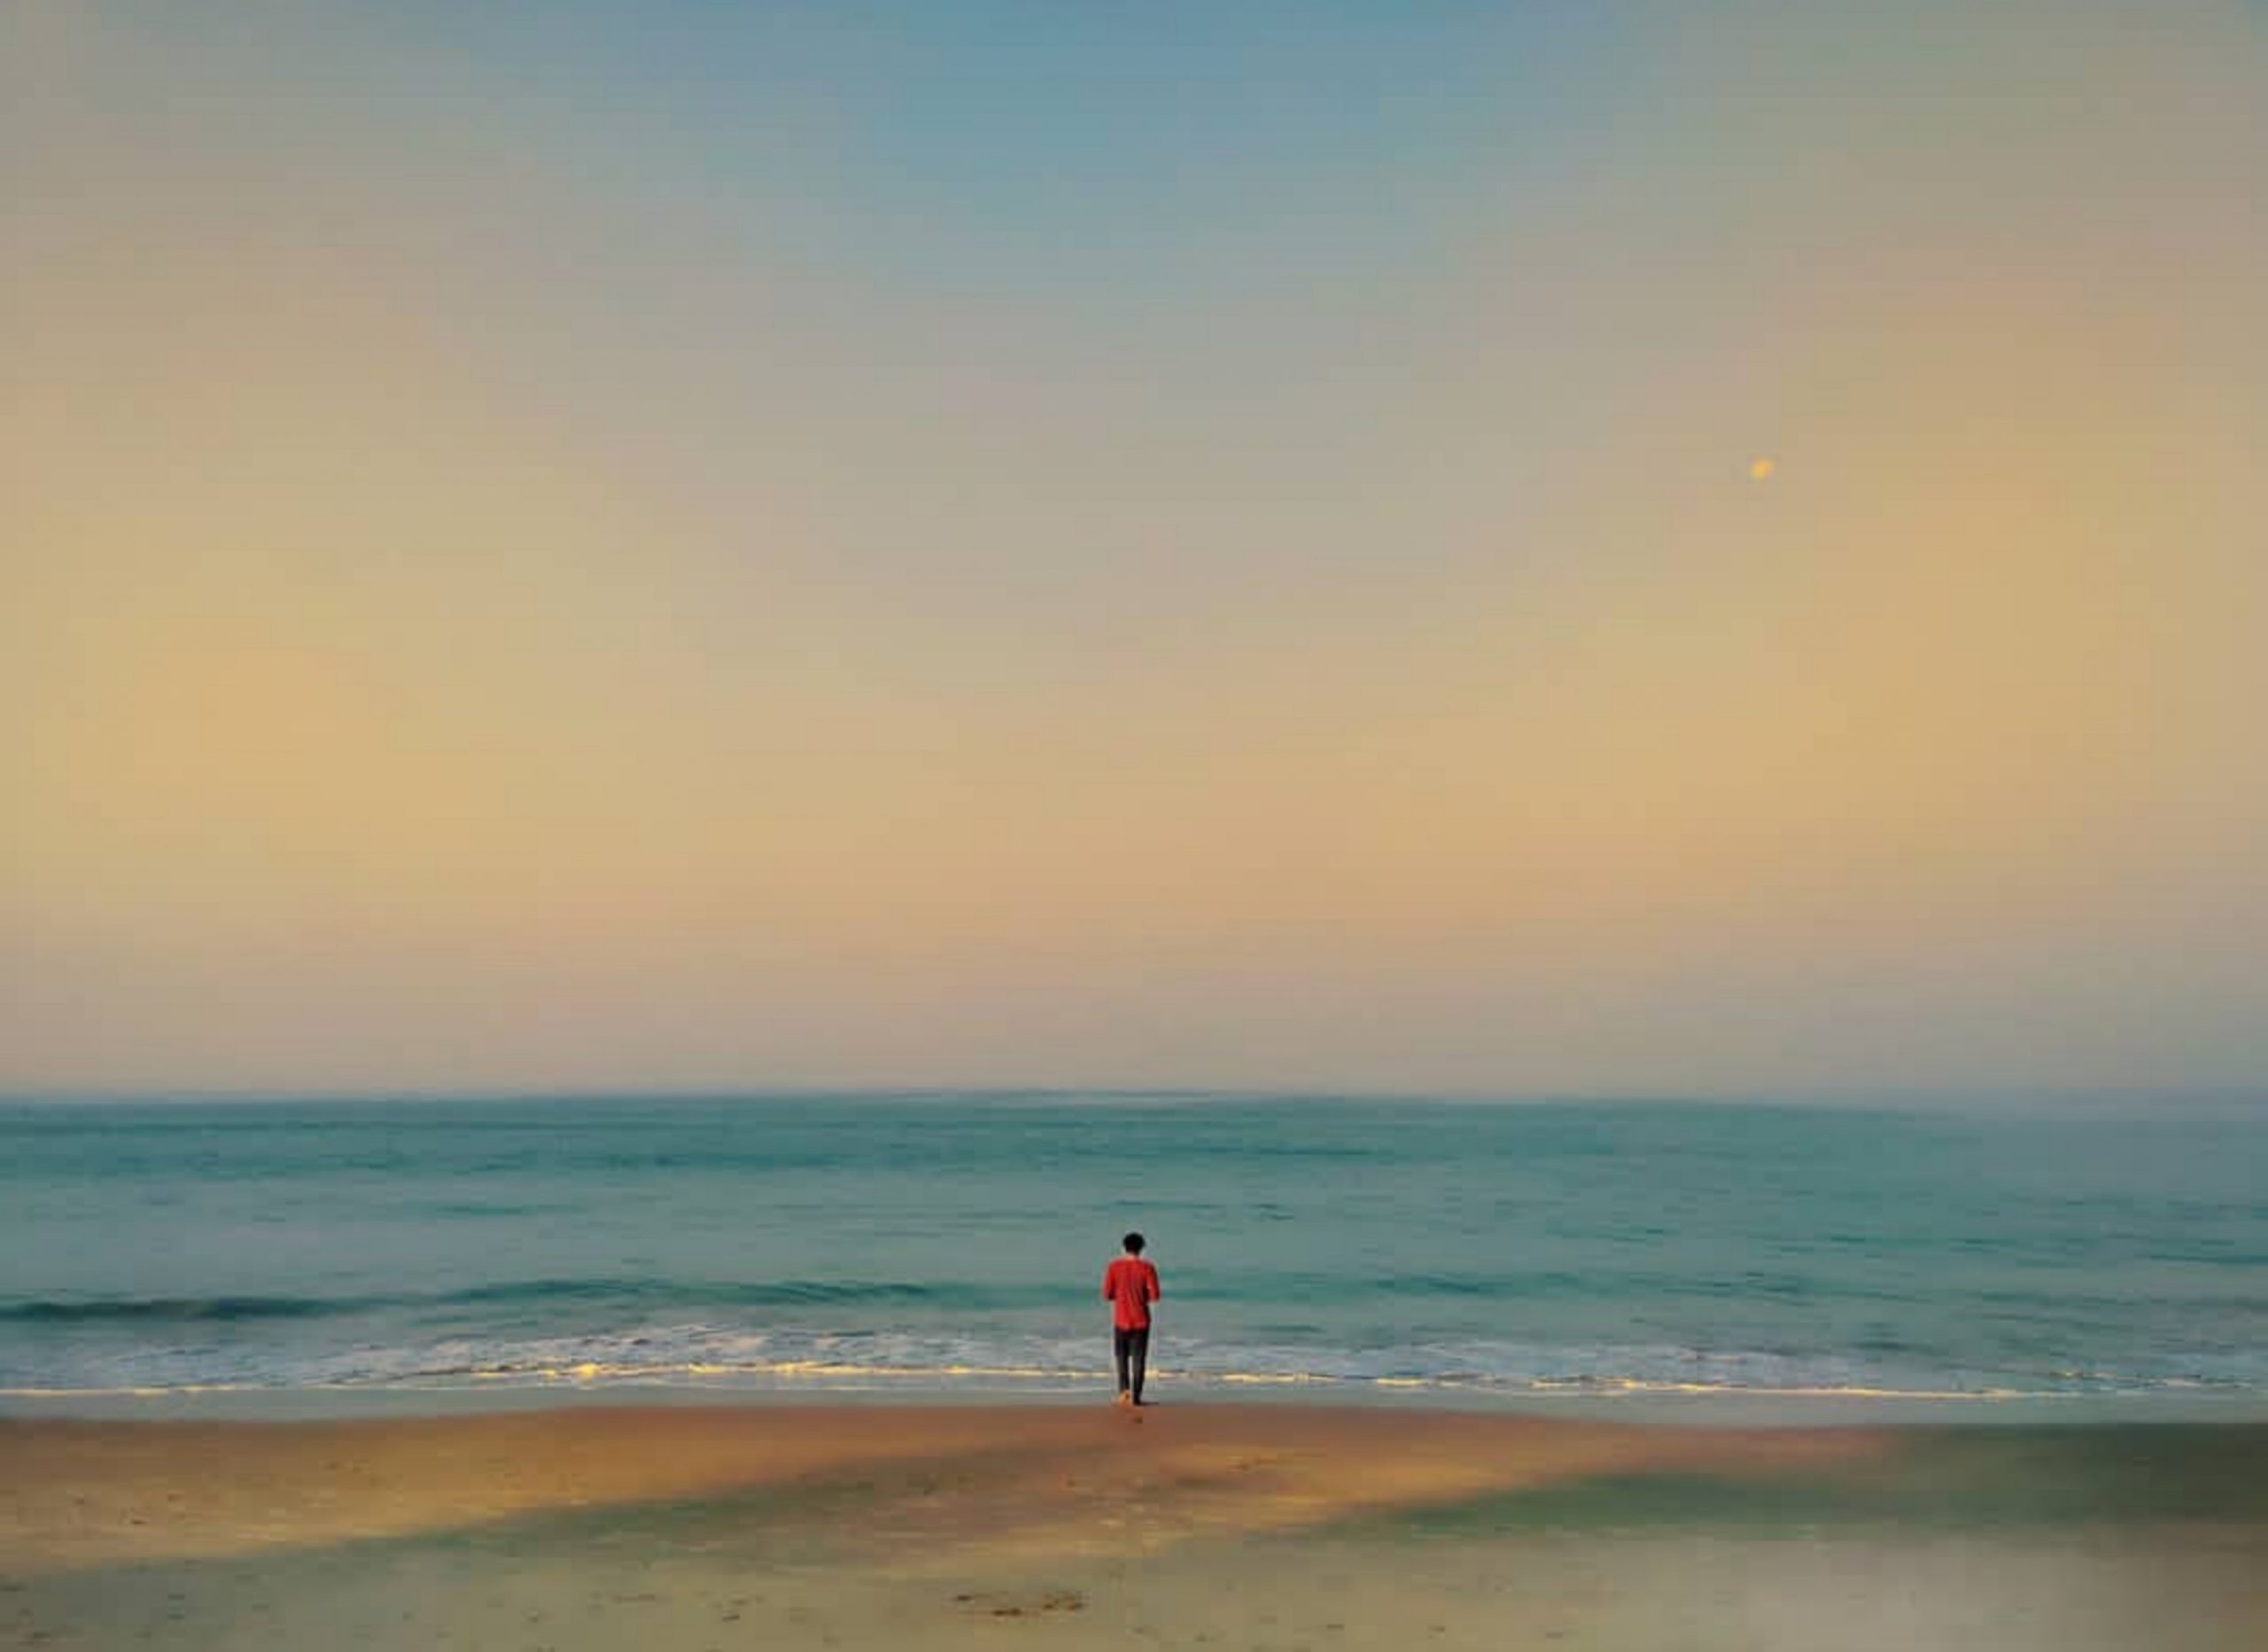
[2,1097,2262,1406]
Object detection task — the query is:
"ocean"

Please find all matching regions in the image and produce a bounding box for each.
[2,1095,2262,1408]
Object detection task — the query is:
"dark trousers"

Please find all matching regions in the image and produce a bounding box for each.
[1113,1326,1151,1400]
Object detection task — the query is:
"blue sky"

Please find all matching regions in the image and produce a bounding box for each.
[4,1,2264,1096]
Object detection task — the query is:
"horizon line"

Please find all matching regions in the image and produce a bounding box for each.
[3,1083,2263,1112]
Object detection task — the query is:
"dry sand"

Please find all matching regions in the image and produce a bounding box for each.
[4,1403,2264,1649]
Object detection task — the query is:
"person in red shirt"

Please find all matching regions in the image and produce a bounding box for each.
[1101,1231,1161,1407]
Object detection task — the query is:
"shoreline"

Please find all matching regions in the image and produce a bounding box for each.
[5,1376,2265,1429]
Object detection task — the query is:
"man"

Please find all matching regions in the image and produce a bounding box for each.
[1101,1231,1161,1407]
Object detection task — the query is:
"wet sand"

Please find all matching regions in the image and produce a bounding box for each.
[4,1403,2265,1648]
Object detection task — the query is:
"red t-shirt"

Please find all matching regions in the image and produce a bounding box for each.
[1102,1256,1161,1331]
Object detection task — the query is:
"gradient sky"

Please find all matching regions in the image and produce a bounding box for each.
[5,1,2264,1097]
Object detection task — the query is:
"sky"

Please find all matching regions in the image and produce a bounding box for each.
[4,0,2264,1098]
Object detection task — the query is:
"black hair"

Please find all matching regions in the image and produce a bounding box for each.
[1122,1231,1146,1254]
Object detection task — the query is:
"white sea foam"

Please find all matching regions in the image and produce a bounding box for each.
[6,1318,2248,1406]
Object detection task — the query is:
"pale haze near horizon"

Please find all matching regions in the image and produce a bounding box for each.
[5,1,2264,1099]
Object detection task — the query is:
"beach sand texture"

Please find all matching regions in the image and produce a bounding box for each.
[4,1404,2265,1649]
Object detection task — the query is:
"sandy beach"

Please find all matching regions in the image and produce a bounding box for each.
[5,1402,2265,1649]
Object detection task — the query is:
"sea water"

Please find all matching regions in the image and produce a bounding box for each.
[2,1095,2261,1406]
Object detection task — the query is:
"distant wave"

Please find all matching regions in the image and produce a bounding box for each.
[0,1277,1013,1327]
[431,1277,969,1309]
[0,1274,1852,1324]
[0,1295,358,1324]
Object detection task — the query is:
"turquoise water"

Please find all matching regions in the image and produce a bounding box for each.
[1,1096,2261,1403]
